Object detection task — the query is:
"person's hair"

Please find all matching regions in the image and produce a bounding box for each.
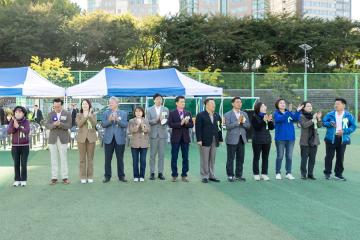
[231,96,242,103]
[13,106,27,117]
[80,99,92,113]
[301,101,312,113]
[254,102,264,114]
[204,98,215,106]
[335,97,347,105]
[53,98,64,105]
[133,106,145,117]
[175,96,185,103]
[275,98,286,110]
[34,105,38,108]
[109,96,119,103]
[153,93,163,100]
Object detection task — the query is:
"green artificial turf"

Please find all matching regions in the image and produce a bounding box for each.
[0,129,359,240]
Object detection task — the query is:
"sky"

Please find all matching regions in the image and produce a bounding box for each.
[71,0,359,20]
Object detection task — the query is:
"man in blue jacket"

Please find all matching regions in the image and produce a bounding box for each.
[323,98,357,181]
[102,96,128,183]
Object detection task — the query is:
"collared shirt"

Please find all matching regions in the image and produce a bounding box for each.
[155,106,161,116]
[336,111,344,133]
[208,111,214,123]
[233,109,241,119]
[177,108,184,119]
[56,111,61,120]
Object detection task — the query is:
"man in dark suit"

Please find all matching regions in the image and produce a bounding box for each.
[33,105,43,131]
[168,96,194,182]
[195,98,223,183]
[71,103,79,127]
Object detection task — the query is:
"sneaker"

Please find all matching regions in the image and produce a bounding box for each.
[253,175,261,181]
[334,175,347,181]
[261,175,270,181]
[20,181,27,187]
[81,179,87,184]
[228,176,235,182]
[87,179,94,183]
[133,178,139,182]
[13,181,21,187]
[275,174,282,180]
[286,173,295,180]
[139,178,145,182]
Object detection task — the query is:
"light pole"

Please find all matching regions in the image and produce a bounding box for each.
[299,44,313,100]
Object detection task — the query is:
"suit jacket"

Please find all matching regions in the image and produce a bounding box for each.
[46,110,72,144]
[33,109,43,124]
[76,113,98,143]
[0,107,5,125]
[299,114,322,146]
[251,113,274,144]
[128,117,150,148]
[168,109,194,144]
[195,111,223,147]
[101,109,128,145]
[224,110,250,145]
[72,109,79,126]
[146,105,169,139]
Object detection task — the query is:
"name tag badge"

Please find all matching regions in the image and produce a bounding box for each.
[60,116,67,121]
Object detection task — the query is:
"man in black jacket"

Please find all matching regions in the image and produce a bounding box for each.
[195,98,223,183]
[33,105,44,131]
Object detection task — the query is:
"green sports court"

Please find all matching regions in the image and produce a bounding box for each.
[0,128,359,240]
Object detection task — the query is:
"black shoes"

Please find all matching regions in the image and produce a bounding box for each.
[119,177,128,182]
[149,173,155,180]
[158,173,165,180]
[202,178,208,183]
[324,174,331,180]
[209,178,220,182]
[334,175,347,181]
[235,176,246,182]
[307,175,316,180]
[103,178,110,183]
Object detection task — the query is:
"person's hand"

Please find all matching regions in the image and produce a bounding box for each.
[181,118,186,125]
[297,105,304,112]
[288,103,293,112]
[108,114,114,122]
[263,115,268,122]
[337,130,343,136]
[317,112,322,120]
[239,115,244,124]
[197,141,202,145]
[54,120,60,126]
[13,119,19,129]
[330,121,336,128]
[267,114,273,121]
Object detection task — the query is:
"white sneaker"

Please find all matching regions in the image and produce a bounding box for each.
[20,181,27,187]
[253,175,261,181]
[275,174,282,180]
[139,178,145,182]
[87,179,94,183]
[286,173,295,180]
[133,178,139,182]
[13,181,21,187]
[81,179,87,184]
[261,175,270,181]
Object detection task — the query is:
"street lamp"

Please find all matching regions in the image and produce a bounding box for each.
[299,44,313,100]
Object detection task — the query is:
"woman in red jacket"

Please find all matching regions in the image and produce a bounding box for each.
[7,106,30,187]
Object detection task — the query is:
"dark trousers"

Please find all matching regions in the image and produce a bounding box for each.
[324,136,347,176]
[226,137,245,177]
[104,137,125,179]
[11,146,29,181]
[252,143,271,175]
[171,139,189,177]
[131,148,147,178]
[300,145,318,177]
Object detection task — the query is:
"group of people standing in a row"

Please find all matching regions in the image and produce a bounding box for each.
[5,93,357,187]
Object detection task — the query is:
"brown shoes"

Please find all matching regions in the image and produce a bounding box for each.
[50,179,58,185]
[181,177,189,182]
[62,178,70,185]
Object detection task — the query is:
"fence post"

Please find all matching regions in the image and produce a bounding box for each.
[78,70,82,105]
[251,72,255,97]
[355,73,359,125]
[304,72,308,101]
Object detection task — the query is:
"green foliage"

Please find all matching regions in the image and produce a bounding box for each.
[30,56,74,85]
[187,66,224,86]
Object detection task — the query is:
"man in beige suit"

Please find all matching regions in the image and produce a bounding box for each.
[76,99,97,184]
[46,98,72,185]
